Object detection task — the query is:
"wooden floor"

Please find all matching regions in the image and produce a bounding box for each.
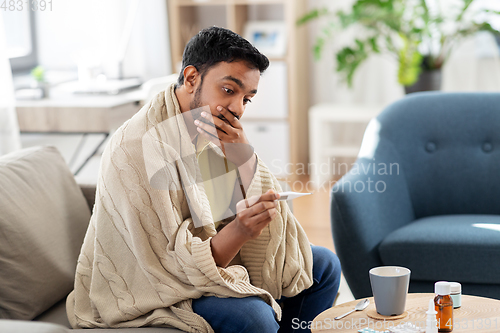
[292,184,334,252]
[289,176,355,304]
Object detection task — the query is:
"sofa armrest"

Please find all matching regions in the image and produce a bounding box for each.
[78,183,96,212]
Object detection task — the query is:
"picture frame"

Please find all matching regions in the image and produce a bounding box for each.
[244,21,287,58]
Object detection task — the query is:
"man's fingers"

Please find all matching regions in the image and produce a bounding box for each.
[236,194,260,213]
[236,189,278,212]
[215,125,228,135]
[195,119,218,137]
[239,201,276,218]
[216,106,242,129]
[258,193,279,202]
[253,201,277,215]
[236,196,278,218]
[256,189,279,203]
[200,112,230,135]
[249,207,277,226]
[196,126,220,146]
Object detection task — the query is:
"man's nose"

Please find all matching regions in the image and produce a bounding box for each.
[228,101,244,119]
[228,100,245,119]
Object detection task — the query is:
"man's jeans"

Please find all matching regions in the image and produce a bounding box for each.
[192,245,342,333]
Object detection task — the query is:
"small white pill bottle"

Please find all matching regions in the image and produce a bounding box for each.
[449,282,461,308]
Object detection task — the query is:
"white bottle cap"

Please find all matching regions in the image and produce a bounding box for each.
[449,282,461,294]
[426,298,438,333]
[435,281,451,295]
[426,298,437,315]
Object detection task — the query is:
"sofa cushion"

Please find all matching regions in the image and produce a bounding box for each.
[379,214,500,284]
[0,146,91,320]
[0,319,184,333]
[0,320,69,333]
[34,299,71,328]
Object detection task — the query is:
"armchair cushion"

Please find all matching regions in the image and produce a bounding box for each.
[0,146,91,320]
[379,214,500,284]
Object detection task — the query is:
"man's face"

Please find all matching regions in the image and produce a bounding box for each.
[189,61,260,120]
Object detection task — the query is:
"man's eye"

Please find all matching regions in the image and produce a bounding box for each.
[224,88,234,94]
[243,98,252,105]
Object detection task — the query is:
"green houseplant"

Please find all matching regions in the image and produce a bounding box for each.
[298,0,500,92]
[30,65,50,98]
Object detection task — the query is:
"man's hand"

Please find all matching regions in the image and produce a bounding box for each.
[194,106,254,166]
[233,189,280,240]
[209,189,280,267]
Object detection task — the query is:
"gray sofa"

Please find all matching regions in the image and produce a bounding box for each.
[0,146,183,332]
[331,92,500,300]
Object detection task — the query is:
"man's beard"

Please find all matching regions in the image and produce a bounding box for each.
[190,84,203,110]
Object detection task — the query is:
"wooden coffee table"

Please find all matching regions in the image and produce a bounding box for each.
[311,293,500,332]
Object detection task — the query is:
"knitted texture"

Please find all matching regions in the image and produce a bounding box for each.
[66,84,313,332]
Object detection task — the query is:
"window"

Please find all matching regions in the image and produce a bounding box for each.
[1,8,37,73]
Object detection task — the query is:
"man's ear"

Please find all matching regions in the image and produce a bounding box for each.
[183,66,200,94]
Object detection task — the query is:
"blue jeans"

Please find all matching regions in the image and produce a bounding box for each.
[192,245,341,333]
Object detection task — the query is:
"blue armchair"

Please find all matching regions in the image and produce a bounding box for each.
[331,92,500,299]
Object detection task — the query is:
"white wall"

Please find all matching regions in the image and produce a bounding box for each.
[35,0,171,80]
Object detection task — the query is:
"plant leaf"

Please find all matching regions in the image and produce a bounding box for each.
[313,37,325,61]
[336,40,371,87]
[31,66,45,82]
[297,8,329,26]
[368,37,380,53]
[398,34,422,86]
[456,0,474,22]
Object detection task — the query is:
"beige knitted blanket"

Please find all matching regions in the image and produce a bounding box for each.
[66,83,313,332]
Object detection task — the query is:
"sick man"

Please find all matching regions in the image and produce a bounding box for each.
[67,26,341,333]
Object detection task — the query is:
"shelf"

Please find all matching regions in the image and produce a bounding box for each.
[176,0,285,6]
[309,103,378,187]
[267,57,287,63]
[309,103,381,122]
[323,146,361,157]
[233,0,285,4]
[240,117,288,122]
[177,0,228,7]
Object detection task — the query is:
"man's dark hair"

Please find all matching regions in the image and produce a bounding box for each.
[177,26,270,86]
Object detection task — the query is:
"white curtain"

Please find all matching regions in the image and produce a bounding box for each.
[0,13,21,155]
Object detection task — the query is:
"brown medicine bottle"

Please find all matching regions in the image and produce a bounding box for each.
[435,281,453,332]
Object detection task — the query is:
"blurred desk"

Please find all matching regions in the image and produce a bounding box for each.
[15,88,144,174]
[15,88,144,133]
